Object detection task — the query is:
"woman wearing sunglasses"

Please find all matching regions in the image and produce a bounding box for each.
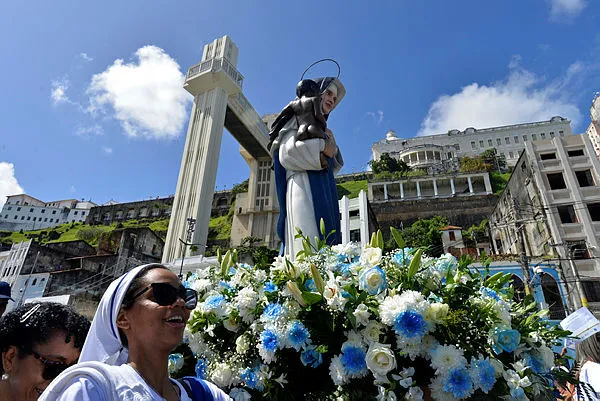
[40,264,231,401]
[0,302,90,401]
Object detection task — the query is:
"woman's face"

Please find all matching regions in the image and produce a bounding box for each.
[321,88,338,115]
[2,330,80,401]
[119,268,191,352]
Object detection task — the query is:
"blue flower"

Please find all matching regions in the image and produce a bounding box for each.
[239,263,253,270]
[260,329,280,352]
[358,266,387,295]
[340,344,367,376]
[195,359,207,379]
[392,248,414,266]
[262,303,283,321]
[264,281,278,293]
[433,253,458,273]
[443,367,473,398]
[510,386,526,400]
[287,320,310,350]
[304,279,317,292]
[168,353,184,374]
[337,263,353,277]
[471,358,496,393]
[481,287,501,301]
[204,294,226,310]
[393,311,428,339]
[219,280,231,291]
[523,353,545,374]
[301,347,323,368]
[240,367,262,390]
[491,326,521,354]
[228,267,237,276]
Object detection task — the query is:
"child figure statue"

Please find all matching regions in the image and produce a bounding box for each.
[268,71,346,259]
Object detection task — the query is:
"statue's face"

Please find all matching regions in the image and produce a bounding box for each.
[321,88,337,114]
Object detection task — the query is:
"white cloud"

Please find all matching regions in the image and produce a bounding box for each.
[79,52,93,62]
[87,45,191,140]
[0,162,24,207]
[367,110,384,125]
[547,0,587,21]
[70,185,77,194]
[75,124,104,138]
[418,57,582,136]
[102,146,113,154]
[51,78,70,105]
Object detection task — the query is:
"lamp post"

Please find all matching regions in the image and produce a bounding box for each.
[177,217,203,279]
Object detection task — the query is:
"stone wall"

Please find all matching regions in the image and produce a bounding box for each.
[371,194,499,237]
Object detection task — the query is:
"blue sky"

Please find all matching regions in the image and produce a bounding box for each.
[0,0,598,206]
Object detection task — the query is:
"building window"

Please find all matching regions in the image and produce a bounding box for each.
[583,281,600,302]
[557,205,577,223]
[21,216,24,220]
[44,218,48,222]
[52,210,56,214]
[14,216,17,220]
[487,139,493,146]
[532,134,537,140]
[505,137,510,144]
[540,133,546,139]
[496,138,501,146]
[41,209,45,213]
[547,173,567,190]
[27,216,31,221]
[568,242,590,259]
[514,136,519,143]
[4,215,7,219]
[559,130,564,136]
[540,153,556,160]
[549,132,555,138]
[471,141,476,149]
[29,208,33,212]
[455,144,460,151]
[49,219,53,222]
[7,206,11,210]
[17,207,21,211]
[523,135,528,141]
[479,140,484,148]
[449,231,456,241]
[509,151,514,159]
[575,170,595,187]
[588,203,600,221]
[74,211,78,215]
[568,149,584,157]
[32,217,36,221]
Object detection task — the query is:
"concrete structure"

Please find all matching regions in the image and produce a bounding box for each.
[585,93,600,158]
[440,226,465,253]
[372,117,573,170]
[0,194,96,232]
[86,196,174,225]
[164,36,275,263]
[339,190,378,246]
[489,134,600,314]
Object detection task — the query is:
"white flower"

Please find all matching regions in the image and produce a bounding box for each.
[362,321,384,344]
[366,343,397,377]
[210,362,234,388]
[229,388,251,401]
[538,345,554,371]
[360,246,382,266]
[253,269,267,283]
[235,334,250,354]
[192,278,213,293]
[270,256,287,272]
[379,291,428,326]
[235,287,259,323]
[429,344,467,374]
[425,303,448,324]
[223,316,240,332]
[405,386,423,400]
[353,303,371,326]
[329,355,348,385]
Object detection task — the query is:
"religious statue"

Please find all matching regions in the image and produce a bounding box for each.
[268,60,346,258]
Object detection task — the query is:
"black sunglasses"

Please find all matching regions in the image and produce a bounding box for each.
[22,348,73,380]
[132,282,198,310]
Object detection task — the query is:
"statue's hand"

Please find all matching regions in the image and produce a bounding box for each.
[322,129,337,158]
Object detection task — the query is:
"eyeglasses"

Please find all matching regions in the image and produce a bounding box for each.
[22,348,73,380]
[132,282,198,310]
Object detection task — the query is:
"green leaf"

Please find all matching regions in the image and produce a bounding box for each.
[407,249,423,277]
[301,291,323,305]
[320,218,326,237]
[216,248,222,264]
[370,232,378,248]
[390,226,405,249]
[377,230,384,250]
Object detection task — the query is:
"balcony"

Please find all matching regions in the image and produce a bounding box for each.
[184,57,244,95]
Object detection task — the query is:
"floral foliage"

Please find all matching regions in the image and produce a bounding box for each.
[176,229,569,400]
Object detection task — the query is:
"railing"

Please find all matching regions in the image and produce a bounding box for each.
[228,92,269,138]
[186,58,244,88]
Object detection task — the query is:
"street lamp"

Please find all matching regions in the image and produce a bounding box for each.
[177,217,203,279]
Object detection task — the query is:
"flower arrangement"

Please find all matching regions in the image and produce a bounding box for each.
[175,227,570,400]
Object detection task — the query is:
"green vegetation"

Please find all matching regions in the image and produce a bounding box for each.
[368,153,410,175]
[373,169,427,181]
[392,215,449,257]
[490,171,511,194]
[208,205,235,241]
[336,180,368,199]
[462,219,489,247]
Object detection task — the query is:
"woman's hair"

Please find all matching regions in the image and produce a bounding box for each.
[118,264,170,347]
[0,302,90,374]
[576,332,600,365]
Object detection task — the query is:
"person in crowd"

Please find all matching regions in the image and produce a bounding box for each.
[40,263,231,401]
[0,281,14,317]
[0,302,90,401]
[268,74,346,259]
[574,332,600,400]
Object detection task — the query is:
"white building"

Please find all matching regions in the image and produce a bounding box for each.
[372,117,572,169]
[489,134,600,314]
[0,240,32,286]
[0,194,96,232]
[586,93,600,159]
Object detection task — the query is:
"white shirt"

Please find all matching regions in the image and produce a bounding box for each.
[577,361,600,401]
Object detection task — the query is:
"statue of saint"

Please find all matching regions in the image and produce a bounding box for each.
[268,75,346,258]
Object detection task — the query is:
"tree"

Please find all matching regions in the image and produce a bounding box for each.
[481,148,507,172]
[369,153,411,175]
[399,216,449,257]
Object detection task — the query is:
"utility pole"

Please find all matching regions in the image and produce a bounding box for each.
[512,197,532,295]
[178,217,202,279]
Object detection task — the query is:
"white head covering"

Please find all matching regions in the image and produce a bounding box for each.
[79,264,152,365]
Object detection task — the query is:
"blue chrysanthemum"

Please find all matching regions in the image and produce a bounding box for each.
[304,279,318,292]
[443,367,473,398]
[287,320,310,350]
[195,359,207,379]
[340,344,367,375]
[524,353,545,374]
[204,294,226,310]
[481,287,501,301]
[240,367,260,389]
[264,281,278,293]
[300,347,323,368]
[471,359,496,393]
[393,311,428,339]
[262,303,283,321]
[260,329,280,352]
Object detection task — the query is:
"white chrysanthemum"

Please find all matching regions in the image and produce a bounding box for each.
[345,330,364,346]
[424,303,449,325]
[429,375,461,401]
[421,335,440,354]
[191,278,214,293]
[185,331,215,358]
[329,355,348,385]
[430,344,467,374]
[254,269,267,283]
[354,303,371,326]
[379,291,428,326]
[396,336,425,360]
[210,362,234,388]
[235,287,258,324]
[360,246,383,267]
[362,321,384,344]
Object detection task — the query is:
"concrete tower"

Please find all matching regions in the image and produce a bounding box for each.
[163,36,274,264]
